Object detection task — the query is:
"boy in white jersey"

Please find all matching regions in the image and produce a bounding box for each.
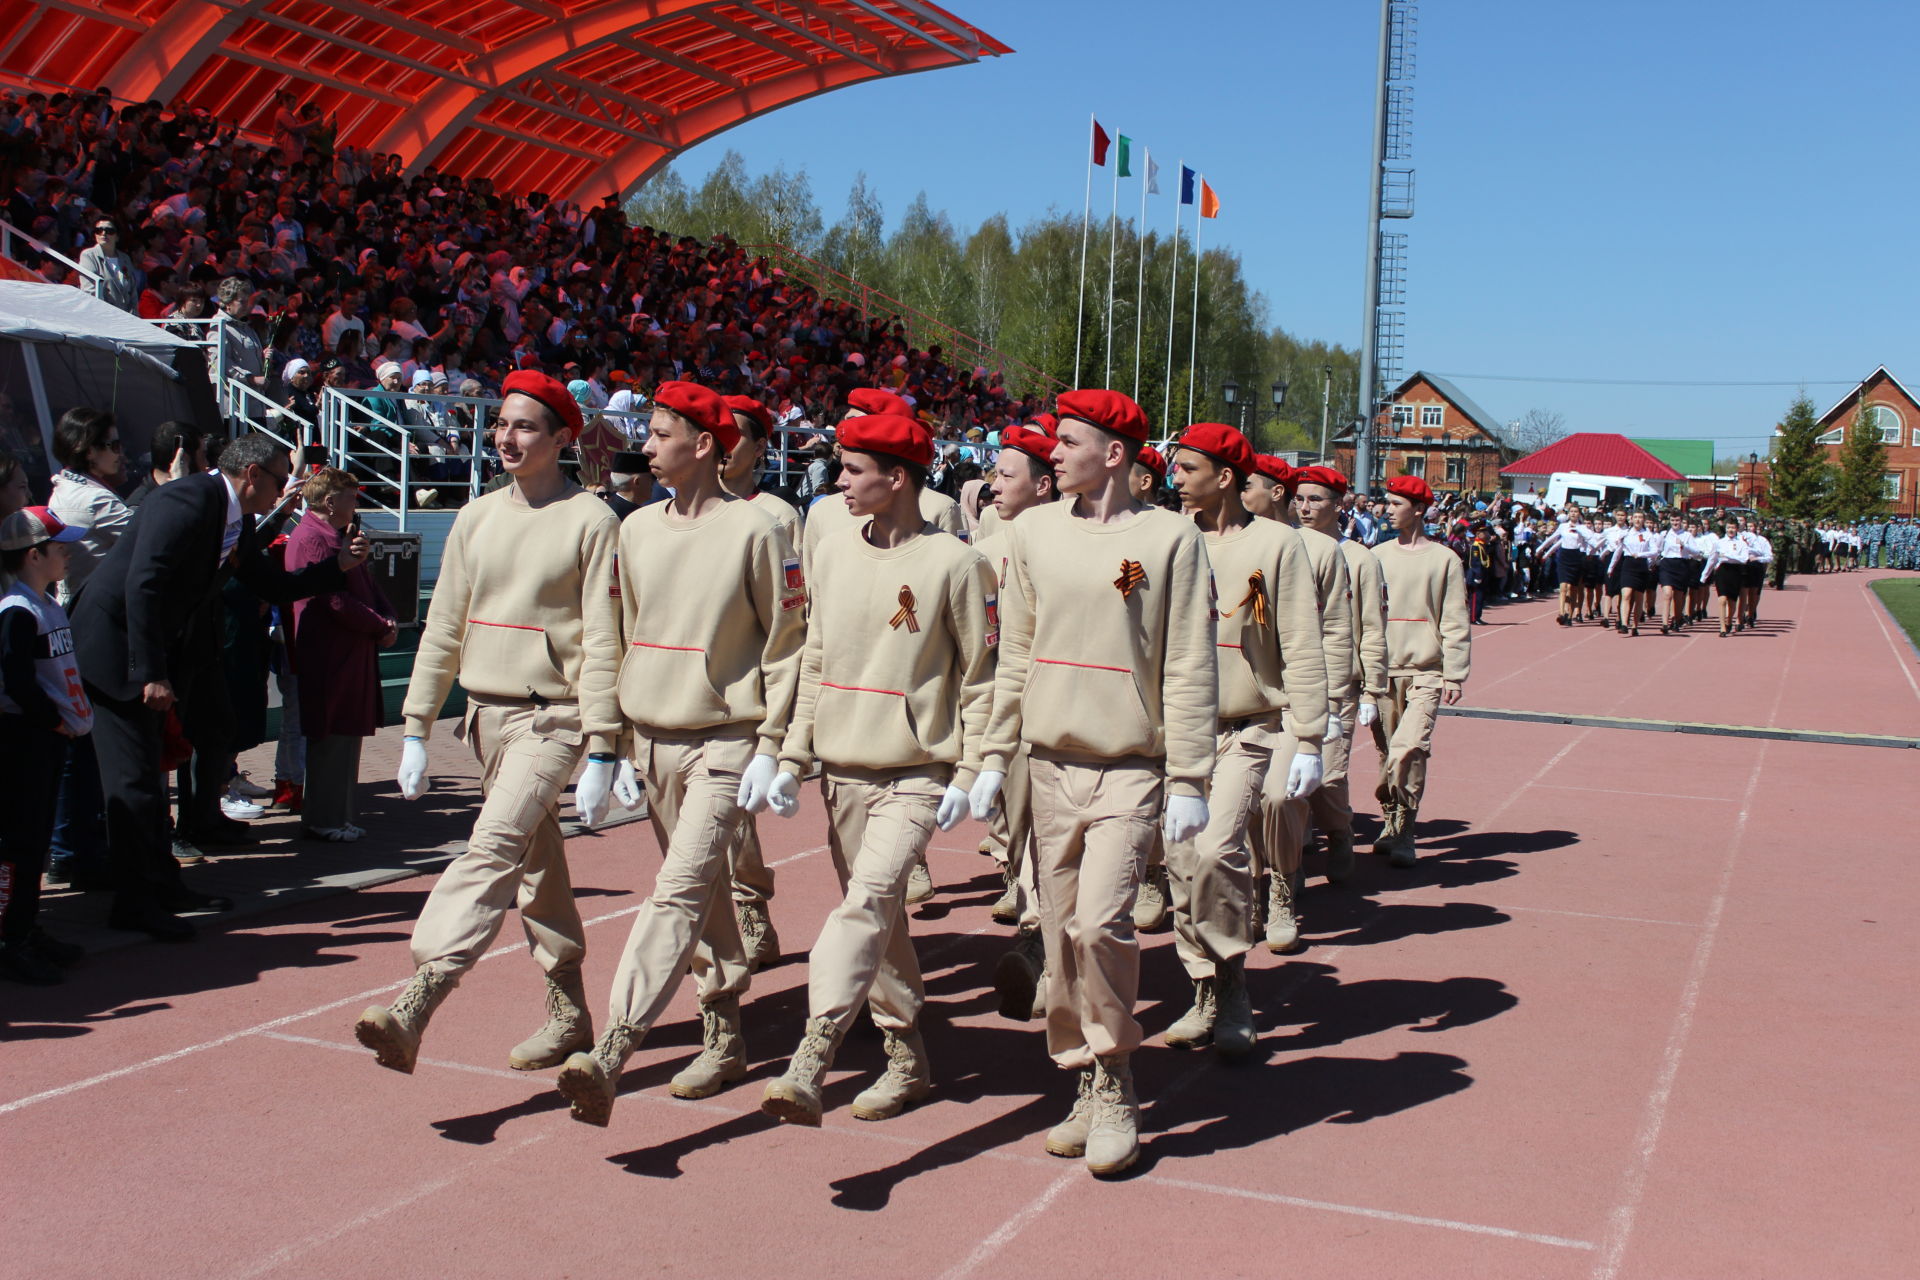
[759,412,994,1126]
[972,389,1217,1176]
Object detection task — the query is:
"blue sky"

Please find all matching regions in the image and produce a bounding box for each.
[668,0,1917,450]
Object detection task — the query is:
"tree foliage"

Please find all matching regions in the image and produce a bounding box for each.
[1767,391,1832,519]
[1506,408,1569,458]
[627,153,1359,446]
[1831,395,1891,519]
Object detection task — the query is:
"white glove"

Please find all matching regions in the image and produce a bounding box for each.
[969,769,1005,821]
[575,758,614,827]
[737,753,779,812]
[1163,794,1209,844]
[397,737,428,800]
[1285,751,1325,799]
[612,759,643,810]
[1357,702,1379,729]
[767,770,801,819]
[935,784,970,832]
[1325,713,1344,741]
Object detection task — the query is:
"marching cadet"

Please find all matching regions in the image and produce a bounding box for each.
[1130,445,1168,506]
[555,381,807,1127]
[1699,519,1750,639]
[1128,448,1175,934]
[719,393,802,972]
[1164,424,1325,1052]
[358,371,621,1076]
[1292,466,1387,887]
[757,412,995,1127]
[1240,453,1289,522]
[1539,510,1585,626]
[1737,517,1773,629]
[1656,513,1694,634]
[974,426,1061,1022]
[1369,476,1470,867]
[1686,517,1714,621]
[1599,508,1629,629]
[971,389,1216,1177]
[1611,509,1660,636]
[1256,456,1352,950]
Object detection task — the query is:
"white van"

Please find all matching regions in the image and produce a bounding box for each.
[1539,471,1663,511]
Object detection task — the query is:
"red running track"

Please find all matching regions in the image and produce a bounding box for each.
[5,569,1917,1278]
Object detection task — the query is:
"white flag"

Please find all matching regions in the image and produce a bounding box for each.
[1147,151,1160,195]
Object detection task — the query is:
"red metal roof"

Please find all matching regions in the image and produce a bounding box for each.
[0,1,1007,203]
[1500,432,1686,482]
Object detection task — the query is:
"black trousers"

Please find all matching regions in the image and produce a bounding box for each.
[0,723,67,940]
[83,682,185,911]
[174,663,234,834]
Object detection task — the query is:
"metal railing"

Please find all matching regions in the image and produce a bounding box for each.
[0,215,100,291]
[743,243,1062,398]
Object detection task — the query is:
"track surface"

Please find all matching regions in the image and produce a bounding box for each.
[7,570,1917,1279]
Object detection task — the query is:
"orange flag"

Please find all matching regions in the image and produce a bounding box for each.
[1199,180,1220,219]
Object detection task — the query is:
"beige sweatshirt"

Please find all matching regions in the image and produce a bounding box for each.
[977,502,1002,542]
[749,489,802,551]
[779,522,996,788]
[1204,517,1328,752]
[1374,539,1471,682]
[1339,537,1390,703]
[983,501,1218,795]
[404,483,622,755]
[617,496,807,756]
[1295,524,1356,706]
[802,486,968,573]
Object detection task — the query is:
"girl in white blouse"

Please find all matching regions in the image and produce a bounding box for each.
[1699,521,1750,638]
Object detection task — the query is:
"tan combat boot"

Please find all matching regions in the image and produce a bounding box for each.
[1264,872,1302,954]
[735,899,781,974]
[1213,958,1256,1056]
[906,857,936,905]
[556,1022,644,1127]
[507,969,594,1071]
[1132,864,1170,931]
[1389,809,1419,868]
[851,1027,931,1121]
[989,862,1022,926]
[1085,1054,1141,1177]
[761,1015,843,1127]
[1324,828,1356,882]
[1162,977,1217,1049]
[669,996,748,1098]
[994,924,1046,1021]
[1372,802,1405,857]
[1044,1068,1096,1158]
[354,965,456,1074]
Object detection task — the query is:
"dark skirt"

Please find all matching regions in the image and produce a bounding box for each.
[1622,559,1655,592]
[1743,561,1766,590]
[1582,553,1606,586]
[1557,548,1585,582]
[1605,557,1625,595]
[1714,563,1746,598]
[1657,557,1692,588]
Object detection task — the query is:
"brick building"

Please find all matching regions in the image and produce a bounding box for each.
[1334,372,1514,494]
[1808,367,1920,515]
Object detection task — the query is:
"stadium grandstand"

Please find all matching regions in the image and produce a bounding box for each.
[0,0,1023,563]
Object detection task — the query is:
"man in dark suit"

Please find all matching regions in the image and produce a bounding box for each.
[73,432,371,940]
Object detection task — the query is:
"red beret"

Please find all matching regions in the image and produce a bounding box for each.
[838,412,933,468]
[1293,465,1350,496]
[1175,423,1257,480]
[1056,389,1150,442]
[655,380,737,453]
[722,393,773,439]
[1001,425,1056,467]
[846,387,911,418]
[1387,474,1434,505]
[1253,454,1294,487]
[500,370,582,439]
[1134,446,1168,481]
[1030,412,1058,437]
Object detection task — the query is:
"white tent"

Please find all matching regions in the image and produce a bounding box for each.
[0,282,204,497]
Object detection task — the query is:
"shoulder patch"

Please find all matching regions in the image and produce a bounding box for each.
[782,557,804,592]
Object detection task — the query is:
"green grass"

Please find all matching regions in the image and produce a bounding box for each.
[1870,579,1920,653]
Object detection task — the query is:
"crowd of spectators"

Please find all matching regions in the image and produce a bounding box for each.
[2,84,1043,506]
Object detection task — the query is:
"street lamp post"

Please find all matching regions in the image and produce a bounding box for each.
[1318,366,1333,460]
[1222,379,1287,447]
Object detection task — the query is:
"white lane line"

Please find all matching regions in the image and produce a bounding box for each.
[936,1171,1081,1280]
[228,1131,551,1279]
[767,844,828,869]
[0,899,645,1118]
[1863,583,1920,702]
[1143,1173,1595,1250]
[261,1032,532,1083]
[1534,783,1737,804]
[1492,904,1700,929]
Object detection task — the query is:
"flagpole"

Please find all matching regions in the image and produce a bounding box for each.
[1075,113,1093,388]
[1105,150,1119,389]
[1163,158,1181,428]
[1133,148,1149,403]
[1187,178,1202,424]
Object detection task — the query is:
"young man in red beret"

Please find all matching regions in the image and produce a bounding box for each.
[1370,475,1470,866]
[719,392,801,971]
[758,412,995,1127]
[554,380,807,1127]
[1130,445,1168,508]
[1292,466,1388,886]
[1127,436,1178,934]
[1242,454,1290,521]
[972,388,1218,1177]
[1165,424,1327,1050]
[975,425,1058,1017]
[358,369,621,1076]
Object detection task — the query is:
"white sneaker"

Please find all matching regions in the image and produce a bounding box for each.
[229,773,274,800]
[221,794,266,821]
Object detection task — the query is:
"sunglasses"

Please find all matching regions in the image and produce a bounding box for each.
[95,226,115,234]
[102,438,124,451]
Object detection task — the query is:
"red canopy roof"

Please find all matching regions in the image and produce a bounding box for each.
[1501,432,1685,482]
[0,1,1007,203]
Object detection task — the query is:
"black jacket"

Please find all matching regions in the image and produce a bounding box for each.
[73,472,346,700]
